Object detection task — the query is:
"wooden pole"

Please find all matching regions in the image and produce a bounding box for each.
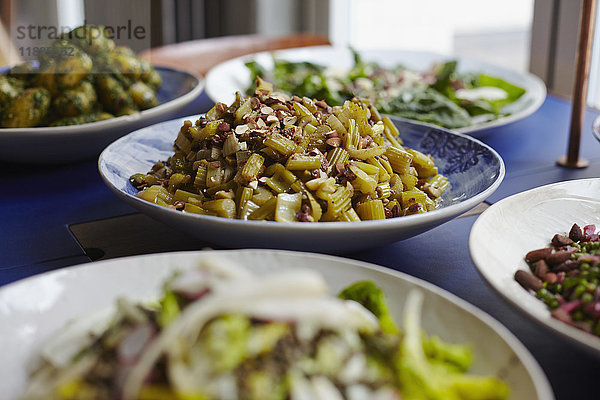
[557,0,597,168]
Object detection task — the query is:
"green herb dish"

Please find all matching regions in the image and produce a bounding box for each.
[205,46,546,135]
[0,25,162,129]
[245,51,525,130]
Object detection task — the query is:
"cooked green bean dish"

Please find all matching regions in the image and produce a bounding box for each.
[131,79,449,222]
[0,25,161,128]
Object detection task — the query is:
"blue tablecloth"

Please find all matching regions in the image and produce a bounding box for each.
[1,92,599,399]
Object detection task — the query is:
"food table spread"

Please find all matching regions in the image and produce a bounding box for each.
[2,48,600,399]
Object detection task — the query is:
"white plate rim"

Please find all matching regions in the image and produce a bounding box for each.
[469,177,600,353]
[0,248,554,400]
[205,45,546,135]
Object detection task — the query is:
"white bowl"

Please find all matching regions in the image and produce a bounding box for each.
[0,249,553,399]
[470,178,600,354]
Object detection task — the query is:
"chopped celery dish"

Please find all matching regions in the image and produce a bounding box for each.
[130,81,449,222]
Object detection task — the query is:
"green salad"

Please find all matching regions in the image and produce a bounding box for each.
[23,258,509,400]
[245,50,526,130]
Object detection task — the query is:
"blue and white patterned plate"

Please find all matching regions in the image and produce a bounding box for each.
[99,116,505,253]
[0,66,203,163]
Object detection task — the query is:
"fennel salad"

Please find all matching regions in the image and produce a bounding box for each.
[23,257,509,400]
[245,51,526,130]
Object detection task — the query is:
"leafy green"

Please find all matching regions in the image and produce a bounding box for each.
[398,290,510,400]
[377,87,472,129]
[244,51,526,130]
[338,282,509,400]
[338,280,399,334]
[477,74,527,112]
[200,314,250,372]
[244,61,268,96]
[431,60,458,96]
[422,334,473,373]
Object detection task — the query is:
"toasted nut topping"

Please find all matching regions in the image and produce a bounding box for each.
[282,116,297,125]
[215,102,227,113]
[235,124,249,134]
[260,106,274,114]
[326,137,342,147]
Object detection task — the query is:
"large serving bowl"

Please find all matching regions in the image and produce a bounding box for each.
[0,250,553,399]
[0,66,203,163]
[469,178,600,354]
[99,115,504,253]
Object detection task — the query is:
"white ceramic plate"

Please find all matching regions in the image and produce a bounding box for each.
[98,115,504,253]
[593,115,600,143]
[0,249,553,399]
[0,66,203,163]
[469,178,600,353]
[205,46,546,136]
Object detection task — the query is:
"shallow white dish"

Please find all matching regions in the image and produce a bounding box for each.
[0,249,553,399]
[0,66,203,163]
[99,115,504,253]
[205,46,546,136]
[469,178,600,353]
[593,115,600,143]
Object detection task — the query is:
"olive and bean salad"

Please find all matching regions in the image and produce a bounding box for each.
[0,25,161,128]
[130,78,448,222]
[515,223,600,336]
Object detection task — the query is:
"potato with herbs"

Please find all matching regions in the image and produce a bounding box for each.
[53,45,93,89]
[129,81,158,109]
[32,63,59,96]
[2,88,51,128]
[34,43,93,94]
[53,80,97,117]
[140,59,162,90]
[95,74,136,114]
[0,76,23,110]
[8,63,36,83]
[109,46,143,80]
[0,24,162,128]
[62,25,115,55]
